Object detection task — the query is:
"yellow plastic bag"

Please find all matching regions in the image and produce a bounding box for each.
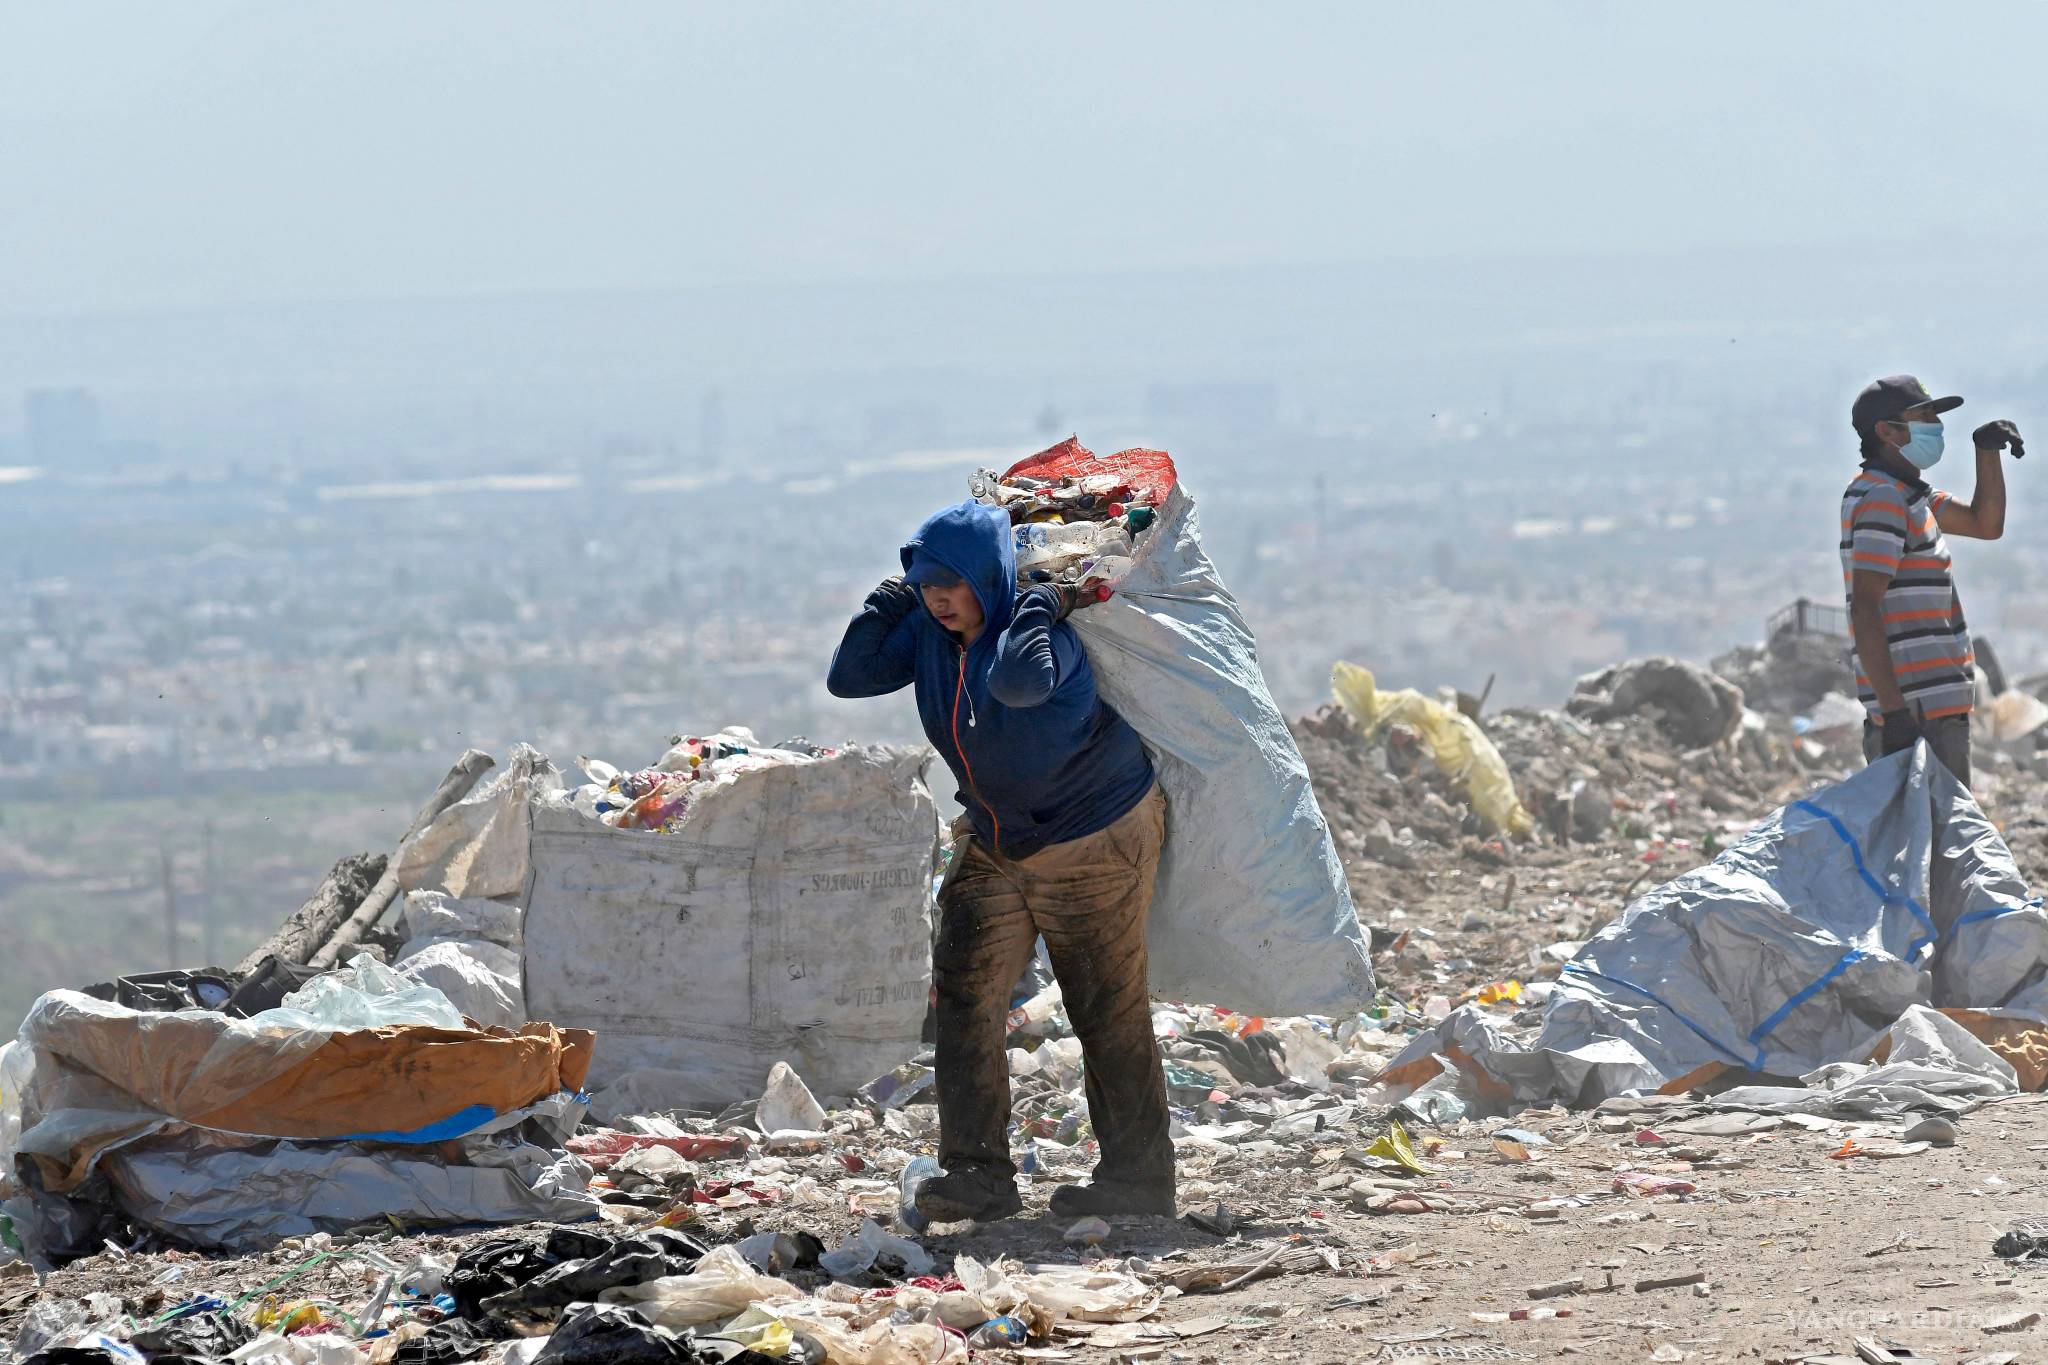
[1476,980,1522,1006]
[1331,662,1535,838]
[1363,1119,1432,1174]
[711,1306,794,1357]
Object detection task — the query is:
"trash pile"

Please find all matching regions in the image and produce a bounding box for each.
[1296,656,1827,939]
[558,732,838,836]
[1712,625,1857,720]
[1,970,1414,1364]
[1374,747,2048,1124]
[968,443,1174,601]
[23,591,2048,1359]
[0,954,597,1265]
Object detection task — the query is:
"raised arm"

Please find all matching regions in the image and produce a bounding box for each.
[827,577,922,698]
[987,585,1078,708]
[1935,420,2023,540]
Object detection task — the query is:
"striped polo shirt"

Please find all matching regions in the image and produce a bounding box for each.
[1839,465,1974,721]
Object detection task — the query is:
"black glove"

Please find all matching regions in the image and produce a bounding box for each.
[1880,708,1921,756]
[865,575,920,622]
[1973,419,2026,459]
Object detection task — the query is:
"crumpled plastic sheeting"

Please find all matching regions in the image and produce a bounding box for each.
[769,1303,966,1365]
[1380,746,2048,1116]
[1066,478,1374,1016]
[599,1245,806,1328]
[1005,1263,1165,1323]
[816,1218,936,1280]
[7,959,592,1265]
[15,970,588,1193]
[395,939,527,1031]
[1705,1006,2018,1118]
[10,957,469,1192]
[229,1331,365,1365]
[102,1115,597,1251]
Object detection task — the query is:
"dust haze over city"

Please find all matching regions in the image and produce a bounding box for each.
[2,1,2046,1030]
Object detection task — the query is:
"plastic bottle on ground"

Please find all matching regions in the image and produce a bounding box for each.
[898,1155,941,1233]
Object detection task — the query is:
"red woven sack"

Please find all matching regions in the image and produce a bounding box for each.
[1003,436,1178,508]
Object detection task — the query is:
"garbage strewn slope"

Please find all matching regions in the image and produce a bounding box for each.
[11,643,2048,1361]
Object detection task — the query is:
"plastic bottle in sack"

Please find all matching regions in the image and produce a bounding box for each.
[1076,554,1134,585]
[1016,522,1133,573]
[898,1155,941,1233]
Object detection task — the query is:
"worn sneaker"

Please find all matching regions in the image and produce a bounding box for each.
[1048,1181,1175,1219]
[913,1168,1024,1224]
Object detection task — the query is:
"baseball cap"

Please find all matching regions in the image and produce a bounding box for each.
[903,549,964,589]
[1852,374,1964,437]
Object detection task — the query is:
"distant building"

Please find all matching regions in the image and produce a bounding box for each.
[24,388,102,467]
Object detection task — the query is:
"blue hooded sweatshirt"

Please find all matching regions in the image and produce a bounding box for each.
[826,500,1155,861]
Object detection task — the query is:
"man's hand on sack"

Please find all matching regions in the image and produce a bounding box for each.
[867,575,921,621]
[1880,708,1921,756]
[1974,420,2027,459]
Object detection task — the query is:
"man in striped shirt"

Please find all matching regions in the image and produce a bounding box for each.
[1841,374,2025,788]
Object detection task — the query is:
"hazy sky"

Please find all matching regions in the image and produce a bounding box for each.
[4,1,2047,316]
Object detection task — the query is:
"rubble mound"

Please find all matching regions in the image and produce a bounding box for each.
[1566,655,1744,749]
[1713,624,1854,717]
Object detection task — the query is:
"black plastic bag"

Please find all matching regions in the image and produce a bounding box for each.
[446,1229,610,1318]
[481,1228,708,1318]
[393,1317,500,1365]
[128,1309,257,1360]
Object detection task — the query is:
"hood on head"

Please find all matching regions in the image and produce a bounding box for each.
[900,501,1016,638]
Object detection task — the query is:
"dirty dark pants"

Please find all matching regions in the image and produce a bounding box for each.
[1862,714,1971,789]
[932,784,1173,1195]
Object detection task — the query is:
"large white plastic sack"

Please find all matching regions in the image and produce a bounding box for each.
[400,890,523,947]
[394,746,559,900]
[1071,482,1375,1015]
[394,939,526,1030]
[0,1039,33,1193]
[524,745,938,1110]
